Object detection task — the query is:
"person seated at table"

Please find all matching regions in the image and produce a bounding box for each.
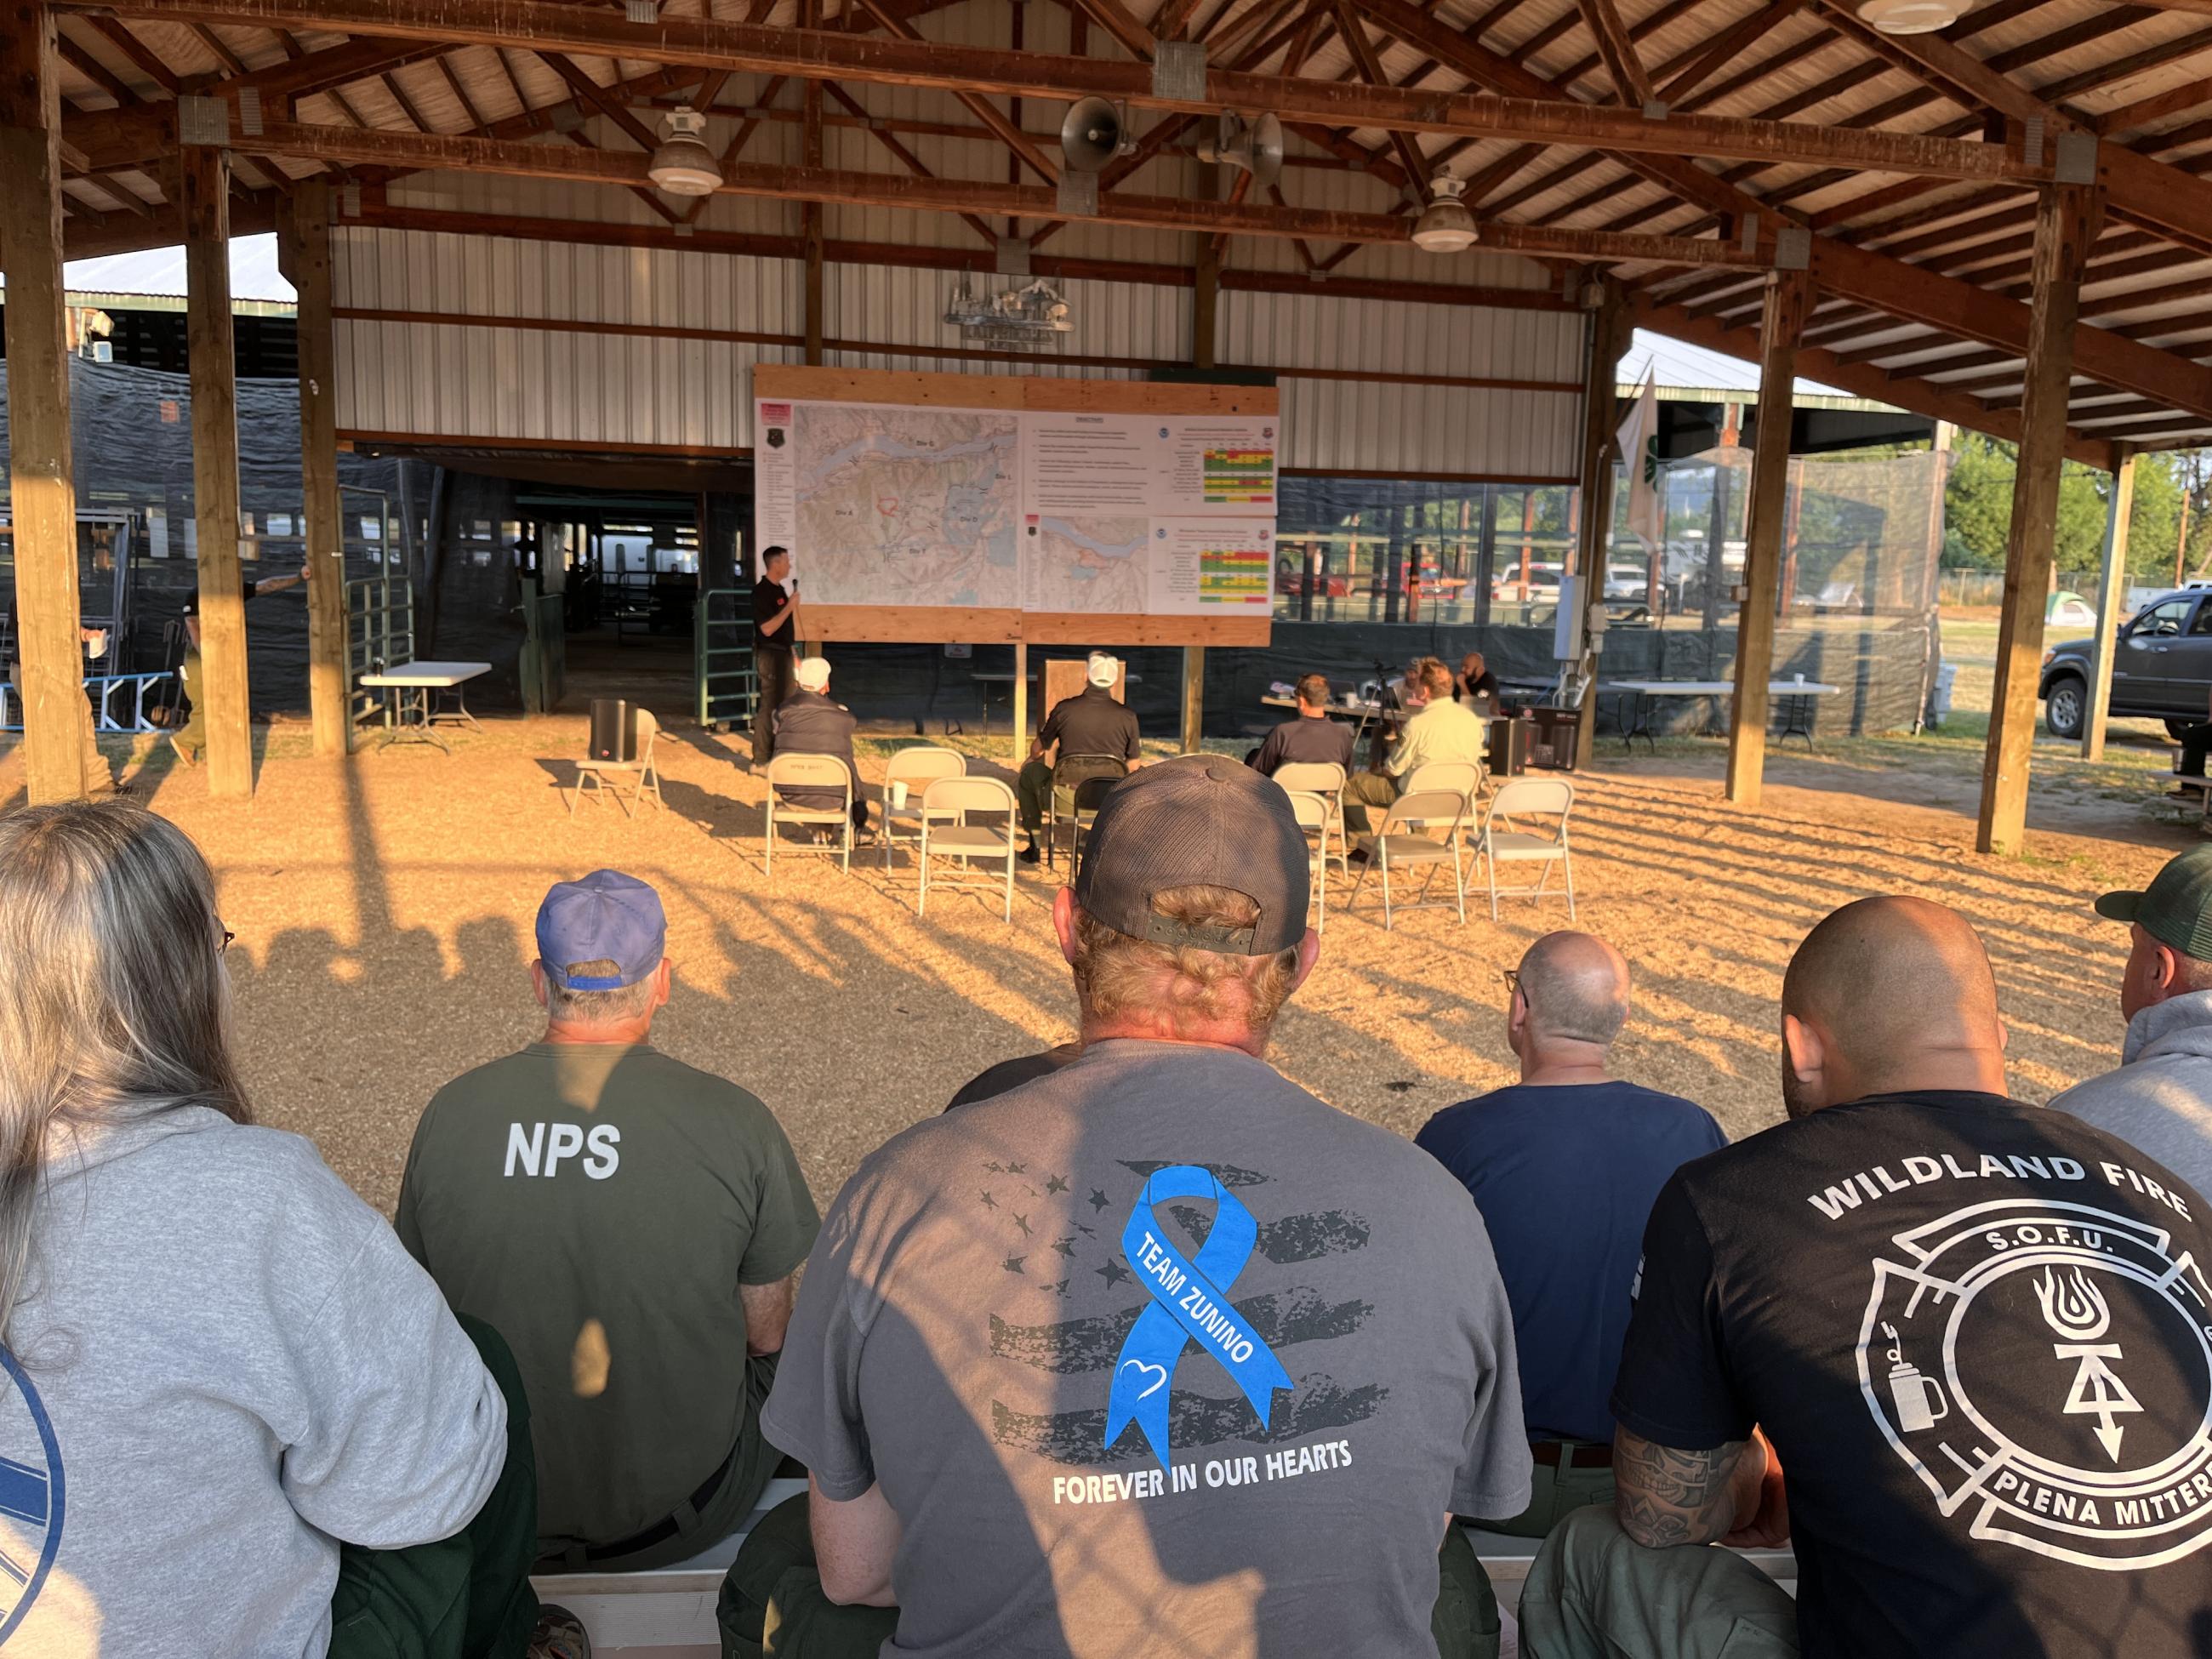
[168,568,305,766]
[1248,671,1355,776]
[1014,653,1140,865]
[1457,651,1502,708]
[1345,658,1485,832]
[1385,655,1431,714]
[770,657,869,833]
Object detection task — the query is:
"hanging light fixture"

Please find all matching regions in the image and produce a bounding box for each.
[647,106,721,196]
[1855,0,1970,30]
[1411,176,1478,254]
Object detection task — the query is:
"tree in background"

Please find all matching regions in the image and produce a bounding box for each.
[1942,433,2203,584]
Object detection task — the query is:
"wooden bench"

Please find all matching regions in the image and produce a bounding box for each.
[532,1491,1800,1656]
[2162,755,2212,830]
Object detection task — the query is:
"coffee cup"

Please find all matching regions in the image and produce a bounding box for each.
[889,780,909,810]
[1887,1361,1948,1432]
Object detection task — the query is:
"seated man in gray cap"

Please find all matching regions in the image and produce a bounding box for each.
[770,656,869,835]
[2052,843,2212,1195]
[398,869,820,1575]
[722,757,1531,1659]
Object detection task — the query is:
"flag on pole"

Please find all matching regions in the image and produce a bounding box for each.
[1615,369,1662,550]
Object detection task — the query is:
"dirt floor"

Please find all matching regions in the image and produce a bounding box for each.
[0,705,2189,1220]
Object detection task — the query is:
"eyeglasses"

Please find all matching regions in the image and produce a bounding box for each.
[1501,967,1521,1000]
[215,920,236,956]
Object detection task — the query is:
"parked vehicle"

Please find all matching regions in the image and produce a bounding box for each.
[1603,561,1651,599]
[2047,590,2096,629]
[2040,587,2212,739]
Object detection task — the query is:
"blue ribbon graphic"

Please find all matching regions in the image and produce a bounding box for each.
[1105,1165,1295,1472]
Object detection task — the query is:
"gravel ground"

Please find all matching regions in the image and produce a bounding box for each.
[0,715,2180,1217]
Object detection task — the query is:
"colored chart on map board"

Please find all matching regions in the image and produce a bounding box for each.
[753,391,1278,622]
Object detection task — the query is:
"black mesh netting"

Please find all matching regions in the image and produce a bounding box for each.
[0,357,433,715]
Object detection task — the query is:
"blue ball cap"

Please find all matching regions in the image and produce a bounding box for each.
[536,869,666,990]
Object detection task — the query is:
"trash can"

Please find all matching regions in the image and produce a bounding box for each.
[1528,707,1581,772]
[589,698,637,762]
[1931,661,1958,727]
[1489,716,1531,778]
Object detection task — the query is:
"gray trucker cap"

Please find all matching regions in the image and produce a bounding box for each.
[1073,755,1310,955]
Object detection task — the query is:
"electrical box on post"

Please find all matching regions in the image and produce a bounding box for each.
[1554,573,1585,662]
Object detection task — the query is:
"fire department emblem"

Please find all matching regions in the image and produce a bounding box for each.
[1857,1199,2212,1570]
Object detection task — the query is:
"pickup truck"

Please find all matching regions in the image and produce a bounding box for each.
[2039,586,2212,739]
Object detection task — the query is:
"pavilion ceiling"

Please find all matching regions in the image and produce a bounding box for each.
[33,0,2212,458]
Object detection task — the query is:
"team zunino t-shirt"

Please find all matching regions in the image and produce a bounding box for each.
[1613,1092,2212,1656]
[396,1041,819,1550]
[763,1039,1532,1658]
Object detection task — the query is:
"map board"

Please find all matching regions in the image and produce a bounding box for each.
[751,368,1278,646]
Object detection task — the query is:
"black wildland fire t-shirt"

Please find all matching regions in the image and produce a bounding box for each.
[1613,1092,2212,1658]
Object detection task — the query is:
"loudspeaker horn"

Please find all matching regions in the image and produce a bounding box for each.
[1061,97,1134,172]
[1196,111,1284,189]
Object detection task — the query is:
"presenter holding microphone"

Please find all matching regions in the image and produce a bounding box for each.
[751,545,801,767]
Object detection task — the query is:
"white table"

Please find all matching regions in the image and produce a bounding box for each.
[358,660,491,752]
[1604,677,1841,750]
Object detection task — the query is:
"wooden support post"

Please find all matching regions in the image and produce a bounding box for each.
[182,142,255,800]
[1977,183,2102,855]
[1011,640,1029,767]
[1184,203,1217,755]
[2081,447,2137,764]
[286,180,350,757]
[1181,647,1204,754]
[1571,282,1631,769]
[0,3,92,803]
[1725,267,1813,808]
[1194,237,1220,370]
[801,32,824,367]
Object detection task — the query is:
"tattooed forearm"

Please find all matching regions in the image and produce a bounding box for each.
[1613,1428,1753,1548]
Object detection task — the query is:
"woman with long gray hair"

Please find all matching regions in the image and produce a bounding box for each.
[0,801,542,1657]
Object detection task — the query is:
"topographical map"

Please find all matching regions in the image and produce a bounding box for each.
[1026,516,1149,614]
[791,405,1020,607]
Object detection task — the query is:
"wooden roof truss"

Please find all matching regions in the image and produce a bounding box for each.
[31,0,2212,457]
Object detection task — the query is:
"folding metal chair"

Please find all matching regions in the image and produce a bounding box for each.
[570,708,664,817]
[880,745,966,869]
[1348,787,1468,929]
[1274,761,1349,872]
[1286,789,1331,935]
[1045,755,1125,879]
[765,752,855,878]
[918,775,1019,921]
[1476,775,1576,921]
[1404,758,1483,852]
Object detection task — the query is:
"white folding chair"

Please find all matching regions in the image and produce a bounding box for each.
[1287,790,1331,935]
[1274,761,1349,872]
[765,752,854,878]
[1405,758,1483,850]
[880,745,966,869]
[1477,775,1576,921]
[1348,787,1468,930]
[917,775,1019,921]
[569,708,664,817]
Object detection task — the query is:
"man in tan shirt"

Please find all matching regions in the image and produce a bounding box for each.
[1345,658,1485,830]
